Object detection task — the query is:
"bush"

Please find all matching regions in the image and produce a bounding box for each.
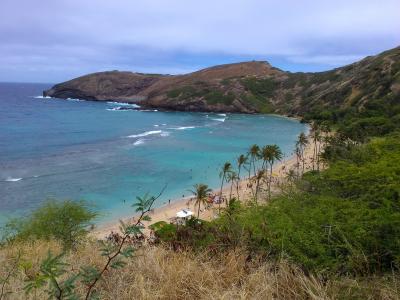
[158,135,400,274]
[204,90,235,105]
[3,200,97,250]
[241,77,276,97]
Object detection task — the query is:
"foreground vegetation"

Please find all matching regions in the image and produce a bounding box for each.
[151,133,400,274]
[2,240,399,299]
[2,76,400,298]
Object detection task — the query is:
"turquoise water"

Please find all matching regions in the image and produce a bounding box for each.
[0,82,308,224]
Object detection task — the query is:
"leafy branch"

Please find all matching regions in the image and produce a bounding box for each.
[83,185,166,300]
[23,186,166,300]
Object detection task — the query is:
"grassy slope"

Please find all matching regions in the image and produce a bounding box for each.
[155,46,400,114]
[1,240,399,299]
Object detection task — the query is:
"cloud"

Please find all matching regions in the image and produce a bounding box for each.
[0,0,399,82]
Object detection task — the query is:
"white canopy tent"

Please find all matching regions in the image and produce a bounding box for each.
[176,209,194,218]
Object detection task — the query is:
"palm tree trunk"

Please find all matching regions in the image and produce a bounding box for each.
[197,201,201,218]
[229,180,234,203]
[313,138,317,171]
[254,178,259,204]
[261,159,266,171]
[236,167,241,200]
[268,162,273,200]
[219,174,225,213]
[317,139,321,171]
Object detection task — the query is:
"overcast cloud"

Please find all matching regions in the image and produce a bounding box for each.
[1,0,399,82]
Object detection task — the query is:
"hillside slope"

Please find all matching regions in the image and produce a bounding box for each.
[44,46,400,115]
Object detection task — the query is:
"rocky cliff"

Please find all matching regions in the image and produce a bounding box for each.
[44,46,400,115]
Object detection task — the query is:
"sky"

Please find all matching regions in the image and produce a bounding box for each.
[1,0,399,83]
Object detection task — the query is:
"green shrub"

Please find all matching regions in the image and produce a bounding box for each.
[241,77,276,97]
[3,200,97,250]
[161,135,400,274]
[204,90,235,105]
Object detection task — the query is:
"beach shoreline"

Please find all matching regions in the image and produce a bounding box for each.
[92,138,316,239]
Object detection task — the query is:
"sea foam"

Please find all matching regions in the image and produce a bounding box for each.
[133,139,145,146]
[5,177,22,182]
[169,126,196,130]
[127,130,162,138]
[160,132,170,137]
[106,107,127,111]
[212,118,225,122]
[34,95,52,99]
[107,101,139,108]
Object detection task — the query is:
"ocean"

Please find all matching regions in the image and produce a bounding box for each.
[0,82,308,225]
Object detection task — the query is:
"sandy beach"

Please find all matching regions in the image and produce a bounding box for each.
[93,138,316,239]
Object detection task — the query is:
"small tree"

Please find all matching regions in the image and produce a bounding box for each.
[4,200,97,251]
[248,144,260,178]
[296,133,308,174]
[236,154,248,200]
[190,184,212,218]
[227,171,238,203]
[24,188,165,300]
[219,162,232,212]
[253,169,265,203]
[266,145,283,200]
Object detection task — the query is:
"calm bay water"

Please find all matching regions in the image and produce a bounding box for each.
[0,82,308,224]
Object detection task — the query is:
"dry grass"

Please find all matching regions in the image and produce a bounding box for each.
[1,240,399,299]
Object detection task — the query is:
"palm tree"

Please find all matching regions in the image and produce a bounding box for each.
[254,169,265,204]
[310,123,321,171]
[296,133,308,174]
[227,171,238,203]
[248,144,260,178]
[318,122,330,170]
[286,169,297,184]
[190,183,212,218]
[219,162,232,212]
[265,144,283,200]
[236,154,248,200]
[260,145,273,171]
[295,145,301,176]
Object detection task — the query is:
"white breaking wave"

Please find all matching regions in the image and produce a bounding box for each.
[212,118,225,122]
[218,113,227,117]
[107,101,139,107]
[160,132,170,137]
[66,98,83,102]
[168,126,196,130]
[107,107,122,111]
[34,95,52,99]
[133,139,145,146]
[127,130,162,138]
[5,177,22,182]
[154,124,159,127]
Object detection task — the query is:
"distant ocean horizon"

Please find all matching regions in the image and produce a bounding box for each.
[0,82,308,225]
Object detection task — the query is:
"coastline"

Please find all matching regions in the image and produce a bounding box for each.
[92,138,315,239]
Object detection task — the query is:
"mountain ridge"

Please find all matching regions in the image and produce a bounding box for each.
[44,46,400,115]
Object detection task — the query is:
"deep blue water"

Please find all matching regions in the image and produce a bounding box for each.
[0,82,308,224]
